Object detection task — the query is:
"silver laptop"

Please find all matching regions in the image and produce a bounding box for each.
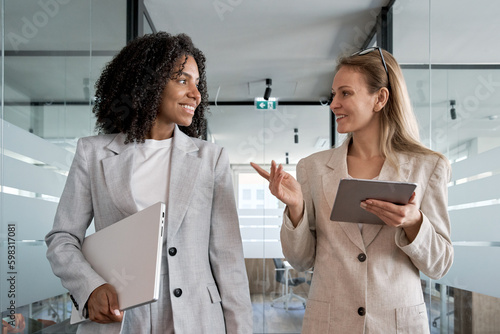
[70,202,166,324]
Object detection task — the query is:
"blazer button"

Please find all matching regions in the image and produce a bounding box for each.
[168,247,177,256]
[357,253,367,262]
[173,288,182,297]
[358,307,366,316]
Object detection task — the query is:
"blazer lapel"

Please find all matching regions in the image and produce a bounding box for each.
[323,139,366,252]
[102,133,138,216]
[166,125,201,242]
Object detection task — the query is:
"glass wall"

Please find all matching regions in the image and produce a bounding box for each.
[0,0,126,332]
[394,0,500,333]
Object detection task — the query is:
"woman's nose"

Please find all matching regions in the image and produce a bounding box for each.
[188,84,201,104]
[330,96,339,110]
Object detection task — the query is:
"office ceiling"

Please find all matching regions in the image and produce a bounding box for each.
[144,0,500,163]
[144,0,500,102]
[3,0,500,164]
[145,0,388,103]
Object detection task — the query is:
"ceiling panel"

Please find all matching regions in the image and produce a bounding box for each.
[145,0,388,102]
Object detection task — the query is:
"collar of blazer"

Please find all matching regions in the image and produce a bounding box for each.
[322,138,413,251]
[102,125,202,241]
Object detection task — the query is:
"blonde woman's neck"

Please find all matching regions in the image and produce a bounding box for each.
[349,132,381,159]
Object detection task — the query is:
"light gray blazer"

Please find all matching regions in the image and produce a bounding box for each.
[45,125,252,334]
[281,139,454,334]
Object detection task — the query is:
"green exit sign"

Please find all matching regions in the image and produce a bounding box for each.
[255,98,278,110]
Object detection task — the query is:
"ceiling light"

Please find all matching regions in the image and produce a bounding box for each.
[450,100,456,120]
[264,78,272,100]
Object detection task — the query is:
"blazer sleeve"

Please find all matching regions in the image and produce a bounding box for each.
[208,147,253,334]
[280,158,317,272]
[45,138,107,316]
[395,156,454,279]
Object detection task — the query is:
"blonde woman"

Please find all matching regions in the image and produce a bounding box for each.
[252,47,453,333]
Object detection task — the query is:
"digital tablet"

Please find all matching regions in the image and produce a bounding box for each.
[330,178,417,225]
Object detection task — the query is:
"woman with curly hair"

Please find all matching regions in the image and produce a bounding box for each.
[46,32,252,334]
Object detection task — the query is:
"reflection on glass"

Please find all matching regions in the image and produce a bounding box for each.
[143,13,153,35]
[422,279,500,334]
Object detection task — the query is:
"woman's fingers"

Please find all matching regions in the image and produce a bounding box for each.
[270,160,277,182]
[250,162,270,181]
[250,161,303,209]
[250,161,284,197]
[250,160,288,188]
[361,198,421,228]
[250,161,282,184]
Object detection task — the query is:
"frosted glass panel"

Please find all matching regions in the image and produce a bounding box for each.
[450,205,500,242]
[0,0,128,329]
[439,246,500,299]
[433,136,500,300]
[12,243,67,309]
[0,121,72,311]
[2,194,59,240]
[239,209,284,259]
[450,146,500,181]
[3,119,74,169]
[3,155,66,197]
[448,174,500,207]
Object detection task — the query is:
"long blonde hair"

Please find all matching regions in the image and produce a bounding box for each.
[336,48,443,168]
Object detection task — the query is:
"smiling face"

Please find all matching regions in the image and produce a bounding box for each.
[330,66,382,136]
[149,55,201,139]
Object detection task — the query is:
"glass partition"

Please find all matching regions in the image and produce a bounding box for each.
[395,0,500,332]
[0,0,127,331]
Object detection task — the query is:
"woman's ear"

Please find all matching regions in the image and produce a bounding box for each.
[374,87,389,112]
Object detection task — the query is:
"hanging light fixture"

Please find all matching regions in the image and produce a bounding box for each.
[450,100,456,120]
[263,78,272,100]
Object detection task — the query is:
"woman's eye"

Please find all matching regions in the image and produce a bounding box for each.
[343,91,349,96]
[179,79,187,84]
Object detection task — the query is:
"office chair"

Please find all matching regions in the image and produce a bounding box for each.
[431,283,454,328]
[272,258,306,310]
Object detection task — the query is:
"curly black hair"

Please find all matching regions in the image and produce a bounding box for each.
[93,32,208,142]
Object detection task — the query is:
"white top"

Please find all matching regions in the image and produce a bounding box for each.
[131,138,173,211]
[129,138,175,333]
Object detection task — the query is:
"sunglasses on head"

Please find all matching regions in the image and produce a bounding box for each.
[351,46,391,91]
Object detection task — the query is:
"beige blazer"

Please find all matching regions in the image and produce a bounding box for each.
[45,125,252,334]
[281,139,453,334]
